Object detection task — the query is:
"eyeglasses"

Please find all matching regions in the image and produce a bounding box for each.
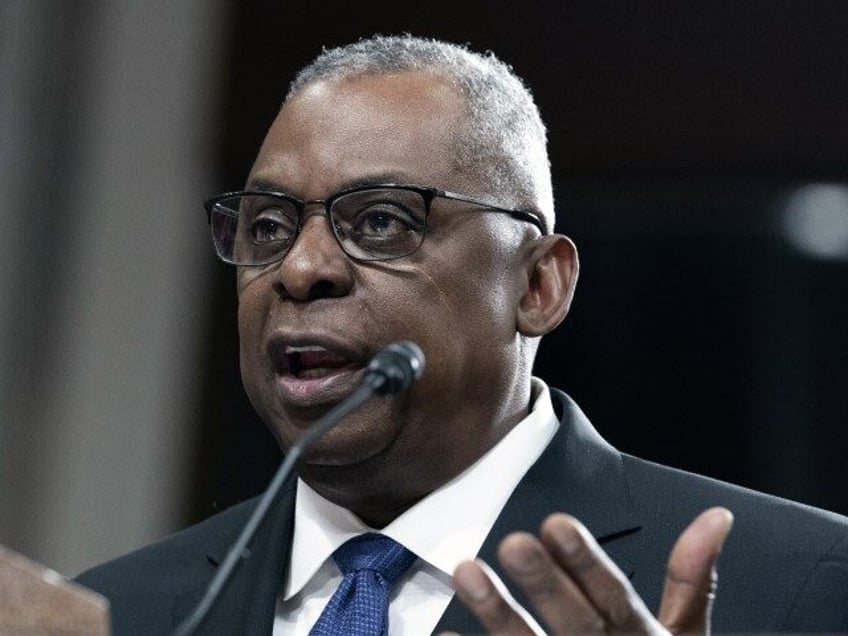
[204,184,548,266]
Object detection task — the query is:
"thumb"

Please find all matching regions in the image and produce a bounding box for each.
[658,507,734,635]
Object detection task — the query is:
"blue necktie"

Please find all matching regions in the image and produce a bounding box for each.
[309,533,417,636]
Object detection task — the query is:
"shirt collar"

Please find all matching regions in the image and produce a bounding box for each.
[283,377,558,600]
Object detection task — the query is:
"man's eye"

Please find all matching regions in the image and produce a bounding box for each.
[249,210,296,243]
[352,205,422,238]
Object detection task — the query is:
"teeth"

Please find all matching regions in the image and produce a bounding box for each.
[284,345,327,354]
[297,368,335,379]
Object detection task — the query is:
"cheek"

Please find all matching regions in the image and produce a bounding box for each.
[236,266,278,339]
[426,218,522,315]
[369,245,519,366]
[236,284,272,389]
[237,289,263,349]
[429,239,518,328]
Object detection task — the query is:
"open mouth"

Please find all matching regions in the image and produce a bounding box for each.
[265,338,371,407]
[275,345,363,379]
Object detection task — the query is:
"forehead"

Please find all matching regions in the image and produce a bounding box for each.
[249,72,475,197]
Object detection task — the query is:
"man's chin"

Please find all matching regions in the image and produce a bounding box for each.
[296,429,394,467]
[265,405,397,463]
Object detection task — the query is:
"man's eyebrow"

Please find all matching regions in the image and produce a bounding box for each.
[245,177,287,193]
[336,174,414,190]
[244,173,417,196]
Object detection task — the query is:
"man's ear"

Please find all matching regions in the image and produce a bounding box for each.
[517,235,579,337]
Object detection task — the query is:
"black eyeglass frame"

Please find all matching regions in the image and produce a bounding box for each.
[204,183,549,266]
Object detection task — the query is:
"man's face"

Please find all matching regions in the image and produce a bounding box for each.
[237,71,536,520]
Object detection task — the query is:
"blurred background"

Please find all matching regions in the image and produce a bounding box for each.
[1,0,846,577]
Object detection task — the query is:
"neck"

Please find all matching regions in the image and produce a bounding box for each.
[299,391,532,527]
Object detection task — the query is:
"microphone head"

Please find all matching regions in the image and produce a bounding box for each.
[366,341,425,395]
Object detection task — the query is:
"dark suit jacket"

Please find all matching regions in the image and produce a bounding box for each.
[78,389,848,634]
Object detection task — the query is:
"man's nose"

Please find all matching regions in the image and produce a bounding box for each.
[270,211,354,301]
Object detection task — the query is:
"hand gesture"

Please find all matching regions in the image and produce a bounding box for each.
[449,507,733,635]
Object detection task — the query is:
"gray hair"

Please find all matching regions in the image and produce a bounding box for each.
[287,34,554,231]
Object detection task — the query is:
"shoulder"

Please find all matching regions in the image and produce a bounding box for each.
[547,387,848,628]
[622,453,848,629]
[75,498,263,634]
[548,386,847,547]
[622,451,848,534]
[76,497,259,599]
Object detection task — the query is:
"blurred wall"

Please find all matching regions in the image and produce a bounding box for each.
[0,1,224,576]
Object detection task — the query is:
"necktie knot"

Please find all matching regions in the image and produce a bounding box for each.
[309,534,416,636]
[333,533,416,584]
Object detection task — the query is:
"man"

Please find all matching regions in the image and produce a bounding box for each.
[78,35,848,634]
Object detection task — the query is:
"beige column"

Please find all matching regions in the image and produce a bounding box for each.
[0,0,225,576]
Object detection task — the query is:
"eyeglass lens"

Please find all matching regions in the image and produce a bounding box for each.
[209,188,429,265]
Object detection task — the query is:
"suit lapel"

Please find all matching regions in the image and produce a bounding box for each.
[172,476,298,636]
[177,391,641,634]
[435,389,642,633]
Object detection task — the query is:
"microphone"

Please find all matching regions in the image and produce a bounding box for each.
[171,341,424,636]
[363,340,425,395]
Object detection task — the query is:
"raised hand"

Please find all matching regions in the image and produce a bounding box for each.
[448,507,733,635]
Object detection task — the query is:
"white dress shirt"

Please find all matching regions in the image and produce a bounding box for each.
[274,378,558,635]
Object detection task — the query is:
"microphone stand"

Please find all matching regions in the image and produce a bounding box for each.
[171,377,381,636]
[171,341,423,636]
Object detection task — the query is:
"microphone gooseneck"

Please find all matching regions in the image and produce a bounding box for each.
[171,341,424,636]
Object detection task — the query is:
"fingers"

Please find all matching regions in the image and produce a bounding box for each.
[452,559,542,635]
[456,516,657,634]
[497,530,606,633]
[538,514,658,631]
[658,507,734,634]
[452,508,732,635]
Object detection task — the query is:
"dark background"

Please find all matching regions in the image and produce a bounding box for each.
[189,0,848,523]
